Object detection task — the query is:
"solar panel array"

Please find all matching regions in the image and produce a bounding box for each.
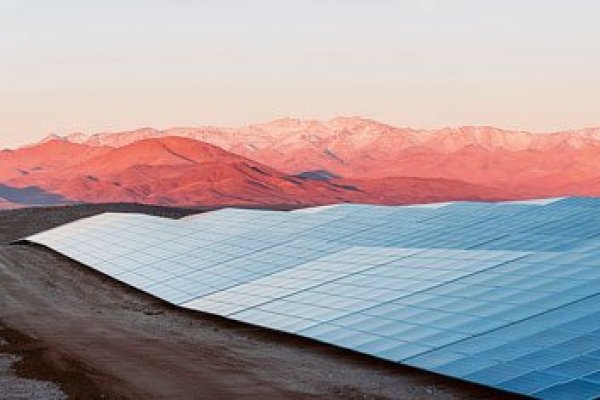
[24,197,600,399]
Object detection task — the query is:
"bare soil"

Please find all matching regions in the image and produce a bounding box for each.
[0,203,523,399]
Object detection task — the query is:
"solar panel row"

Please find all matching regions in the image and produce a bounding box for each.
[23,197,600,399]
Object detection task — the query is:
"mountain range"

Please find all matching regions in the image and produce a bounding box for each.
[3,116,600,208]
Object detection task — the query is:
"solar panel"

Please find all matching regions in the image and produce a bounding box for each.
[22,197,600,400]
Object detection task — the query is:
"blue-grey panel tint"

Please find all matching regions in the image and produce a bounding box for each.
[24,197,600,399]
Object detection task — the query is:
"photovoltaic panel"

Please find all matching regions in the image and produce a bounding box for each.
[22,197,600,399]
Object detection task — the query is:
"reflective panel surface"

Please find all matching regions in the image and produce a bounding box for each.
[24,197,600,399]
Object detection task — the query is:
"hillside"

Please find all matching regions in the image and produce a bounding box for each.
[0,136,504,208]
[45,117,600,197]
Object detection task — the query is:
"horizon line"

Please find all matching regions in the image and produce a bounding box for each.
[34,115,600,142]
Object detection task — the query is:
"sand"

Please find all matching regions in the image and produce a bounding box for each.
[0,204,522,399]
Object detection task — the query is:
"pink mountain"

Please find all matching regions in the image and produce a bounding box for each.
[43,117,600,199]
[1,136,503,207]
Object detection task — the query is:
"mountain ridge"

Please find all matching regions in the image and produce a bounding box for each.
[4,117,600,208]
[2,136,505,208]
[41,117,600,153]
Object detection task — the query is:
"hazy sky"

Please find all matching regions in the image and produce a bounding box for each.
[1,0,599,148]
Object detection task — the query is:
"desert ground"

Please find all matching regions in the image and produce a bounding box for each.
[0,204,523,399]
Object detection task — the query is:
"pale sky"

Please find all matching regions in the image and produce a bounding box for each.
[1,0,599,148]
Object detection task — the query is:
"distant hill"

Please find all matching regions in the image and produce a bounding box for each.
[42,117,600,198]
[0,183,73,209]
[0,135,505,208]
[7,116,600,208]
